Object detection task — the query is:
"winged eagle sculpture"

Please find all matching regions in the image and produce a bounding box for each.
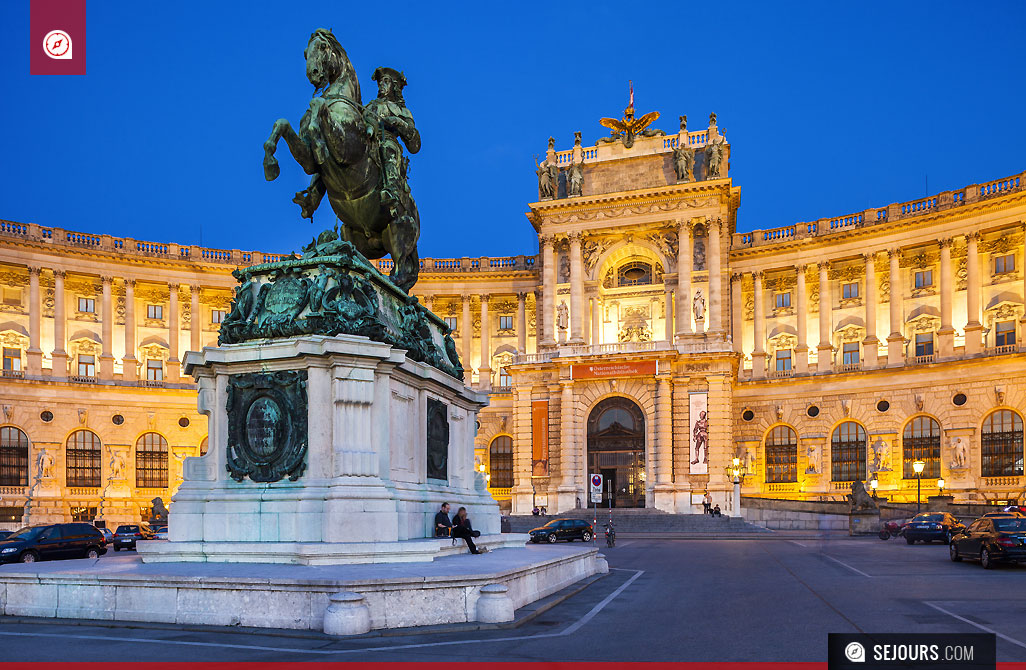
[599,81,661,149]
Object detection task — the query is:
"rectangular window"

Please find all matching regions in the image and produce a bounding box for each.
[995,254,1015,274]
[498,369,512,387]
[78,297,95,313]
[2,348,21,371]
[914,270,933,288]
[915,333,934,357]
[146,359,164,381]
[842,282,859,299]
[78,354,95,377]
[499,315,513,330]
[842,342,859,365]
[775,293,791,309]
[0,506,24,523]
[211,309,226,324]
[70,506,97,522]
[2,287,21,306]
[996,321,1016,346]
[444,316,457,331]
[147,304,163,320]
[775,349,792,371]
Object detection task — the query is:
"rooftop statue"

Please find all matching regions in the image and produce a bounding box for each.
[598,81,662,149]
[262,29,421,293]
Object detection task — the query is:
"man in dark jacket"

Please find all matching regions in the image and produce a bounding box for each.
[434,502,453,537]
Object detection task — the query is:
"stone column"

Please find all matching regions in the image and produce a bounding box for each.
[558,380,578,499]
[938,238,955,358]
[795,265,809,373]
[569,233,584,344]
[51,270,68,377]
[752,271,766,379]
[675,220,693,339]
[26,266,42,375]
[190,285,201,353]
[887,249,904,366]
[590,296,600,345]
[123,279,138,381]
[862,253,879,368]
[168,283,180,382]
[478,294,491,391]
[540,235,556,347]
[1021,223,1026,331]
[510,387,535,515]
[663,286,674,341]
[100,276,114,379]
[817,262,832,370]
[461,295,472,380]
[516,292,527,354]
[708,218,723,333]
[655,375,673,485]
[730,273,743,354]
[964,232,983,355]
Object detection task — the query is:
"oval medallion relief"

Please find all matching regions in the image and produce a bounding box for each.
[245,395,286,460]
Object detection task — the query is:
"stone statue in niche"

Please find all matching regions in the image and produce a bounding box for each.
[108,451,126,481]
[705,136,725,179]
[556,300,569,331]
[949,436,969,469]
[693,234,706,271]
[805,445,819,474]
[693,289,706,321]
[36,448,55,480]
[869,437,891,473]
[558,254,571,283]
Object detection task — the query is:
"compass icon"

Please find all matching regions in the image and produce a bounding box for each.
[43,30,72,59]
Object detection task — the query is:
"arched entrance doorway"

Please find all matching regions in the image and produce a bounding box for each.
[587,397,646,508]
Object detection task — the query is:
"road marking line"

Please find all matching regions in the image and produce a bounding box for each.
[0,569,646,657]
[821,554,872,577]
[925,601,1026,651]
[790,541,807,548]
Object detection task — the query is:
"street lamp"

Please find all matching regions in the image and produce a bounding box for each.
[937,478,945,495]
[729,456,746,518]
[913,459,926,512]
[870,477,878,498]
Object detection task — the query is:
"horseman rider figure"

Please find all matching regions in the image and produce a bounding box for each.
[365,67,421,216]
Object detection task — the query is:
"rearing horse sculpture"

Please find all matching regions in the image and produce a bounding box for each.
[262,29,420,293]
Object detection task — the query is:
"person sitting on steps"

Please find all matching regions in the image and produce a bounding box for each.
[452,506,487,554]
[434,502,453,537]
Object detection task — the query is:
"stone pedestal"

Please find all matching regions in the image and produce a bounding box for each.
[848,510,880,536]
[144,334,497,565]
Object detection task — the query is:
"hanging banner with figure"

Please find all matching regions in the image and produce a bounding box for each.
[531,400,549,476]
[689,392,709,474]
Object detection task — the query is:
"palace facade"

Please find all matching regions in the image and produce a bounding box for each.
[1,113,1024,526]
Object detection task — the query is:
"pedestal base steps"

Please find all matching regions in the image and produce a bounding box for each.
[0,544,601,633]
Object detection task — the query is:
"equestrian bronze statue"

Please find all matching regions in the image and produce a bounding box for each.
[262,29,421,293]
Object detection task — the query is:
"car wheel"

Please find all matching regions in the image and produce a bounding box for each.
[878,530,890,540]
[547,534,558,544]
[582,531,593,542]
[981,548,995,569]
[86,547,100,559]
[906,537,915,545]
[949,542,961,562]
[20,551,38,563]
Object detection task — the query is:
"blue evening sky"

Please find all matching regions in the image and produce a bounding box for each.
[1,2,1024,259]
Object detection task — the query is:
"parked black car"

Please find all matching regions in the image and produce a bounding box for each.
[112,524,153,551]
[950,515,1026,568]
[0,523,107,563]
[529,519,594,544]
[903,512,965,544]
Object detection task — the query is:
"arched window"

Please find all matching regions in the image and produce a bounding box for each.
[199,437,209,456]
[136,433,168,488]
[982,410,1024,477]
[66,430,101,487]
[831,422,867,482]
[765,425,797,483]
[903,416,941,479]
[489,435,513,489]
[617,261,652,287]
[0,426,29,486]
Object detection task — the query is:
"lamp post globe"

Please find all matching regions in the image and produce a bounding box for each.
[913,460,926,512]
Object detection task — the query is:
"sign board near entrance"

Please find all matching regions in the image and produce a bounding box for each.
[571,360,657,380]
[590,474,603,503]
[531,400,549,476]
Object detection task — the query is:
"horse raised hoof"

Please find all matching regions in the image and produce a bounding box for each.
[263,156,281,182]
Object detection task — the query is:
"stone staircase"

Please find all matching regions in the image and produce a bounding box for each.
[507,508,773,537]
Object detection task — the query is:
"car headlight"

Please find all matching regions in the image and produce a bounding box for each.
[1,547,17,553]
